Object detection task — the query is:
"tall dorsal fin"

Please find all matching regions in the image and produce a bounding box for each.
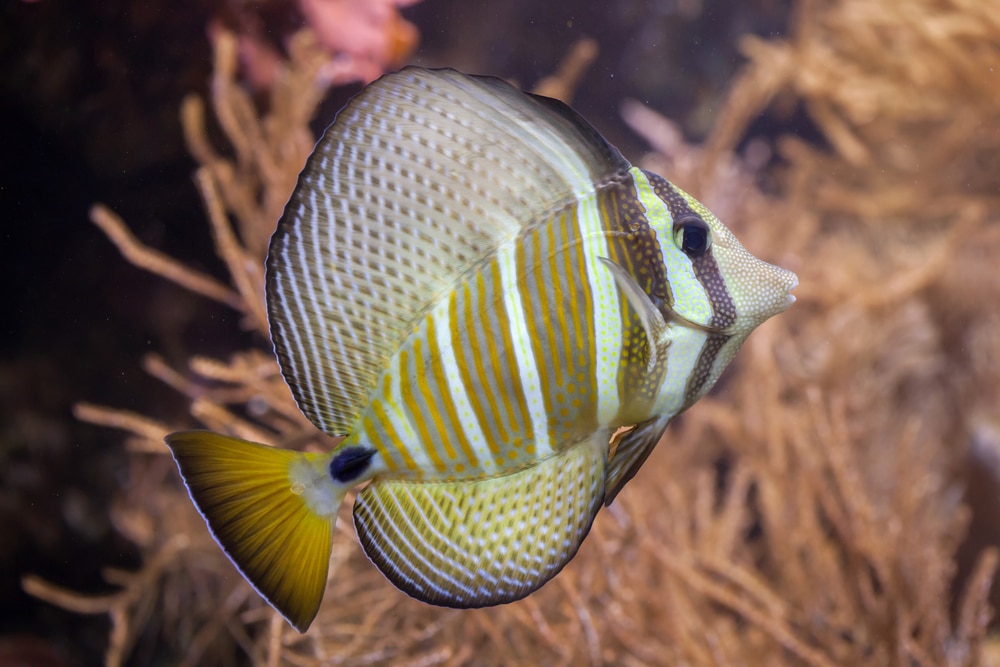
[267,67,630,436]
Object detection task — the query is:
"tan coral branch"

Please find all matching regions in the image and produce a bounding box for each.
[532,37,599,103]
[660,553,838,667]
[74,402,168,444]
[89,204,244,311]
[195,167,270,334]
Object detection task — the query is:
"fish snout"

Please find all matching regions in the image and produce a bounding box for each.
[776,266,799,312]
[727,257,799,333]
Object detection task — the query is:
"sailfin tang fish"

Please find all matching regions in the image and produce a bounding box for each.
[165,67,798,632]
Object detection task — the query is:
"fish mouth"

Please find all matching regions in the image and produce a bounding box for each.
[773,268,799,312]
[784,273,799,309]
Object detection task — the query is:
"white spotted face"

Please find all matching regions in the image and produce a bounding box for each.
[674,187,797,404]
[694,204,798,336]
[635,173,797,411]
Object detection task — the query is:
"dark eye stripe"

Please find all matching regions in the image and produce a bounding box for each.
[642,174,737,406]
[645,175,735,329]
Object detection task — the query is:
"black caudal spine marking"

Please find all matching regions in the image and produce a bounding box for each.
[329,447,377,483]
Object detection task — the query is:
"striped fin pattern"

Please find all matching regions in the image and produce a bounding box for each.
[266,67,629,436]
[353,431,607,607]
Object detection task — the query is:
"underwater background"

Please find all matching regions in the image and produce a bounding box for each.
[3,0,1000,664]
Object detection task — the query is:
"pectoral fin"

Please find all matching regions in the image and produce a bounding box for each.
[597,257,670,371]
[352,433,608,607]
[599,256,729,339]
[166,431,343,632]
[604,416,671,506]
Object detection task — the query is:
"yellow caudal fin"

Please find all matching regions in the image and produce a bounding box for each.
[353,433,607,608]
[165,430,343,632]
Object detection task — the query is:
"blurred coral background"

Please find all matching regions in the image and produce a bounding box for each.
[3,0,1000,665]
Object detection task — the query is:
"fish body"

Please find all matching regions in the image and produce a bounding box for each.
[166,67,797,631]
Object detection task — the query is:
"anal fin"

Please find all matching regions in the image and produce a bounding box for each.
[353,433,608,608]
[604,416,670,506]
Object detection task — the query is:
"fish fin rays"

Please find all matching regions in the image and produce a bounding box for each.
[604,416,671,506]
[352,433,608,607]
[598,257,671,371]
[165,431,341,632]
[267,67,632,435]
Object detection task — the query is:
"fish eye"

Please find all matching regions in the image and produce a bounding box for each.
[673,216,711,258]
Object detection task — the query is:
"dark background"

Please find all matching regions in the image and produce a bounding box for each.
[0,0,790,662]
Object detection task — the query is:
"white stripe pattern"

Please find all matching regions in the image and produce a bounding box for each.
[576,196,624,426]
[496,239,553,458]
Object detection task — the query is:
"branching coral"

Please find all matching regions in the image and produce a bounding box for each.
[615,0,1000,663]
[30,0,1000,664]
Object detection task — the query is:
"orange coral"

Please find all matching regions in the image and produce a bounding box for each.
[218,0,420,91]
[299,0,419,80]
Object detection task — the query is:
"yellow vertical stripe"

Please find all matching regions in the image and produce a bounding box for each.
[415,327,457,461]
[489,261,532,443]
[369,401,416,471]
[426,313,477,464]
[458,277,508,451]
[547,218,566,390]
[361,414,397,472]
[561,205,597,417]
[398,347,445,471]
